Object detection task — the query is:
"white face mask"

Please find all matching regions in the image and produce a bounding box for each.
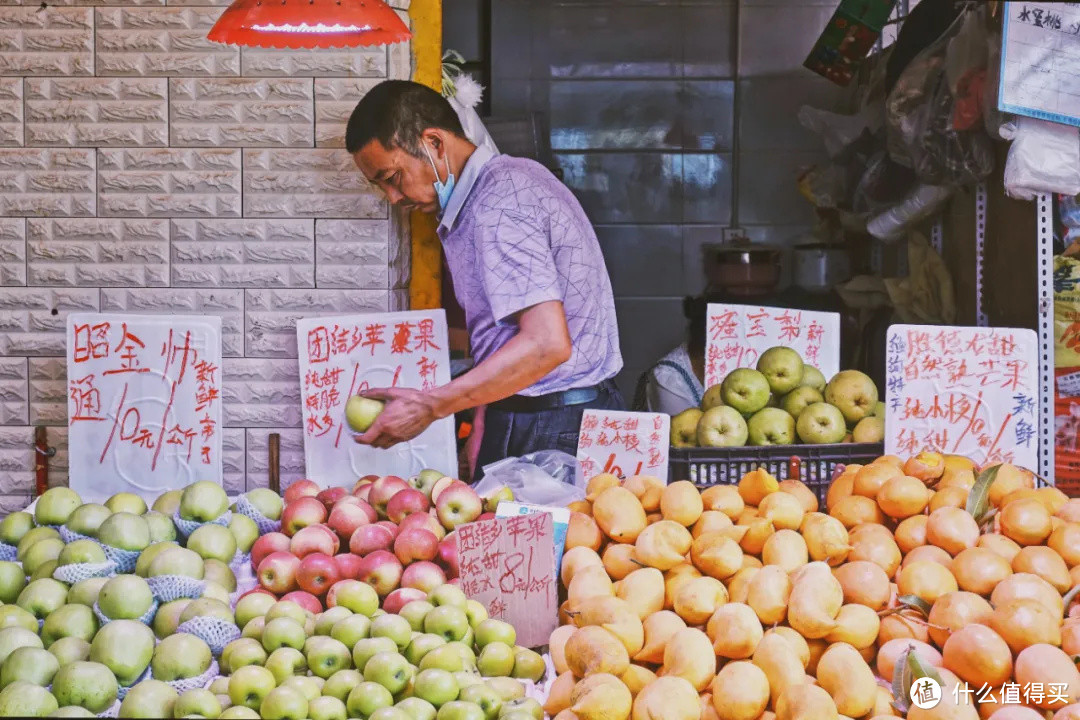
[423,142,456,211]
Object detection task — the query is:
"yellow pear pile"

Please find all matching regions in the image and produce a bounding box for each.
[550,454,1080,720]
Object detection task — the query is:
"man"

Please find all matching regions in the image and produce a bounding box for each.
[345,80,624,479]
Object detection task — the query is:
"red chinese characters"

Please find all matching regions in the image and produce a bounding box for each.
[69,375,103,422]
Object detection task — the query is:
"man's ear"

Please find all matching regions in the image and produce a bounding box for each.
[421,128,445,156]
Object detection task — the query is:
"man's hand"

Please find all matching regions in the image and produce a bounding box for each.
[353,387,440,449]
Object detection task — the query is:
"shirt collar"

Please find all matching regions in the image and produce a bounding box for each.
[438,145,497,234]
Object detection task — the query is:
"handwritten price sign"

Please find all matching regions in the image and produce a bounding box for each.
[66,313,223,503]
[704,304,841,389]
[295,310,456,486]
[885,324,1038,469]
[577,409,670,483]
[457,513,558,648]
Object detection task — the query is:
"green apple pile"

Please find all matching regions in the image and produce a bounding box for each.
[670,346,887,449]
[195,582,546,720]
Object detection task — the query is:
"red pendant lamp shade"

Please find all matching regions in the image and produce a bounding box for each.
[207,0,411,49]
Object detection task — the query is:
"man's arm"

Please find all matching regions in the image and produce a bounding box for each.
[355,300,571,448]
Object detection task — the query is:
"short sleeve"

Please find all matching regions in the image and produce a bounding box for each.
[473,188,562,324]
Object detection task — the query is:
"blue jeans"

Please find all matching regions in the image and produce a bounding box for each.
[474,379,625,482]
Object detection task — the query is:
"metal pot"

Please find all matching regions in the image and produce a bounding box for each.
[705,243,782,297]
[793,243,851,293]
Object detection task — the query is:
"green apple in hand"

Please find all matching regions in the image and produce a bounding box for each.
[345,396,385,434]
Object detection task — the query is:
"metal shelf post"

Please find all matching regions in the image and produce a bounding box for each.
[1037,193,1055,484]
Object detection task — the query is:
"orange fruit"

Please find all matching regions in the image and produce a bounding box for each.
[825,470,856,511]
[1012,545,1072,592]
[897,560,959,605]
[929,486,969,512]
[895,515,929,554]
[1049,523,1080,568]
[877,475,930,519]
[1057,499,1080,524]
[830,495,886,529]
[832,561,891,611]
[904,544,955,570]
[951,548,1013,596]
[849,524,902,577]
[854,463,902,499]
[1000,498,1053,546]
[927,507,980,556]
[927,591,994,648]
[942,624,1013,688]
[567,512,604,551]
[989,464,1036,508]
[878,609,931,644]
[990,573,1065,616]
[1014,644,1080,709]
[876,637,942,680]
[977,534,1023,563]
[989,598,1063,653]
[777,480,818,513]
[905,452,946,483]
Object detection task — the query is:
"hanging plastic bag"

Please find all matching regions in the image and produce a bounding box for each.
[797,104,883,159]
[866,183,953,241]
[1002,116,1080,200]
[473,450,586,507]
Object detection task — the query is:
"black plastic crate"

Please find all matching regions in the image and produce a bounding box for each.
[669,443,886,503]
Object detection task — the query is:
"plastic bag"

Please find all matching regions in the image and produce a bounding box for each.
[473,450,586,507]
[1002,116,1080,200]
[797,104,882,159]
[866,183,953,241]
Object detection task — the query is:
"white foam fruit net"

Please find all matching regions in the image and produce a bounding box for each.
[99,543,141,574]
[93,599,159,627]
[53,561,117,584]
[172,510,232,540]
[162,659,219,695]
[58,526,95,544]
[0,542,15,562]
[233,495,281,535]
[115,665,152,702]
[176,616,241,656]
[147,575,206,603]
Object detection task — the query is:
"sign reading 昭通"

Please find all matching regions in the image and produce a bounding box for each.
[577,409,670,483]
[456,513,558,649]
[66,313,223,504]
[885,324,1039,469]
[295,310,456,486]
[704,304,841,389]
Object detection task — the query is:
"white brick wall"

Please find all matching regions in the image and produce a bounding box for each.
[0,1,415,505]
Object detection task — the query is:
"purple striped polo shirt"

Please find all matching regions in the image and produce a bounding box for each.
[436,147,623,397]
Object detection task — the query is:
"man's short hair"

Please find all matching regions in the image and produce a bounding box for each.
[345,80,465,156]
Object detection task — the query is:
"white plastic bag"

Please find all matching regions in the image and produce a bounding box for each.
[449,94,499,156]
[1002,116,1080,200]
[866,184,953,241]
[474,450,586,507]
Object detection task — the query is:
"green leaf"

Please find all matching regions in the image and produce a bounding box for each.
[908,649,945,686]
[897,594,933,617]
[1063,585,1080,619]
[891,647,913,714]
[966,464,1002,524]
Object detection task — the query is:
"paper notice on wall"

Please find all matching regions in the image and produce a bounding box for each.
[704,304,841,389]
[884,324,1039,470]
[1000,1,1080,127]
[296,310,457,487]
[66,313,223,504]
[577,409,670,483]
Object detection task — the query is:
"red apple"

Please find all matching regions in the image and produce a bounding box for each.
[394,528,439,565]
[239,586,277,602]
[400,512,446,541]
[258,551,301,594]
[353,484,373,503]
[357,550,403,597]
[383,587,427,614]
[281,496,328,536]
[316,487,349,509]
[430,476,456,505]
[297,552,341,596]
[435,482,483,530]
[251,532,291,569]
[353,474,378,493]
[401,561,447,594]
[368,476,410,518]
[281,589,323,614]
[284,479,320,504]
[349,524,395,556]
[290,523,339,559]
[438,534,459,578]
[386,488,430,524]
[327,502,371,543]
[376,521,400,538]
[333,553,363,580]
[477,512,496,522]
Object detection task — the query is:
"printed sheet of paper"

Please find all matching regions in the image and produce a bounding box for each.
[885,324,1038,470]
[1000,1,1080,126]
[296,310,456,487]
[456,514,558,648]
[66,313,223,504]
[577,409,669,483]
[705,304,841,389]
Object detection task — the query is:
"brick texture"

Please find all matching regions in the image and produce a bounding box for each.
[0,2,413,504]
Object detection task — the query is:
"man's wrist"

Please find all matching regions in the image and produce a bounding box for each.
[427,386,459,421]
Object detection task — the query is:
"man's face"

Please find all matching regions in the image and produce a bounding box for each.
[353,137,441,214]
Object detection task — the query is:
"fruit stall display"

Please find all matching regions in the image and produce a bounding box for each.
[669,347,885,486]
[550,456,1080,720]
[0,473,548,718]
